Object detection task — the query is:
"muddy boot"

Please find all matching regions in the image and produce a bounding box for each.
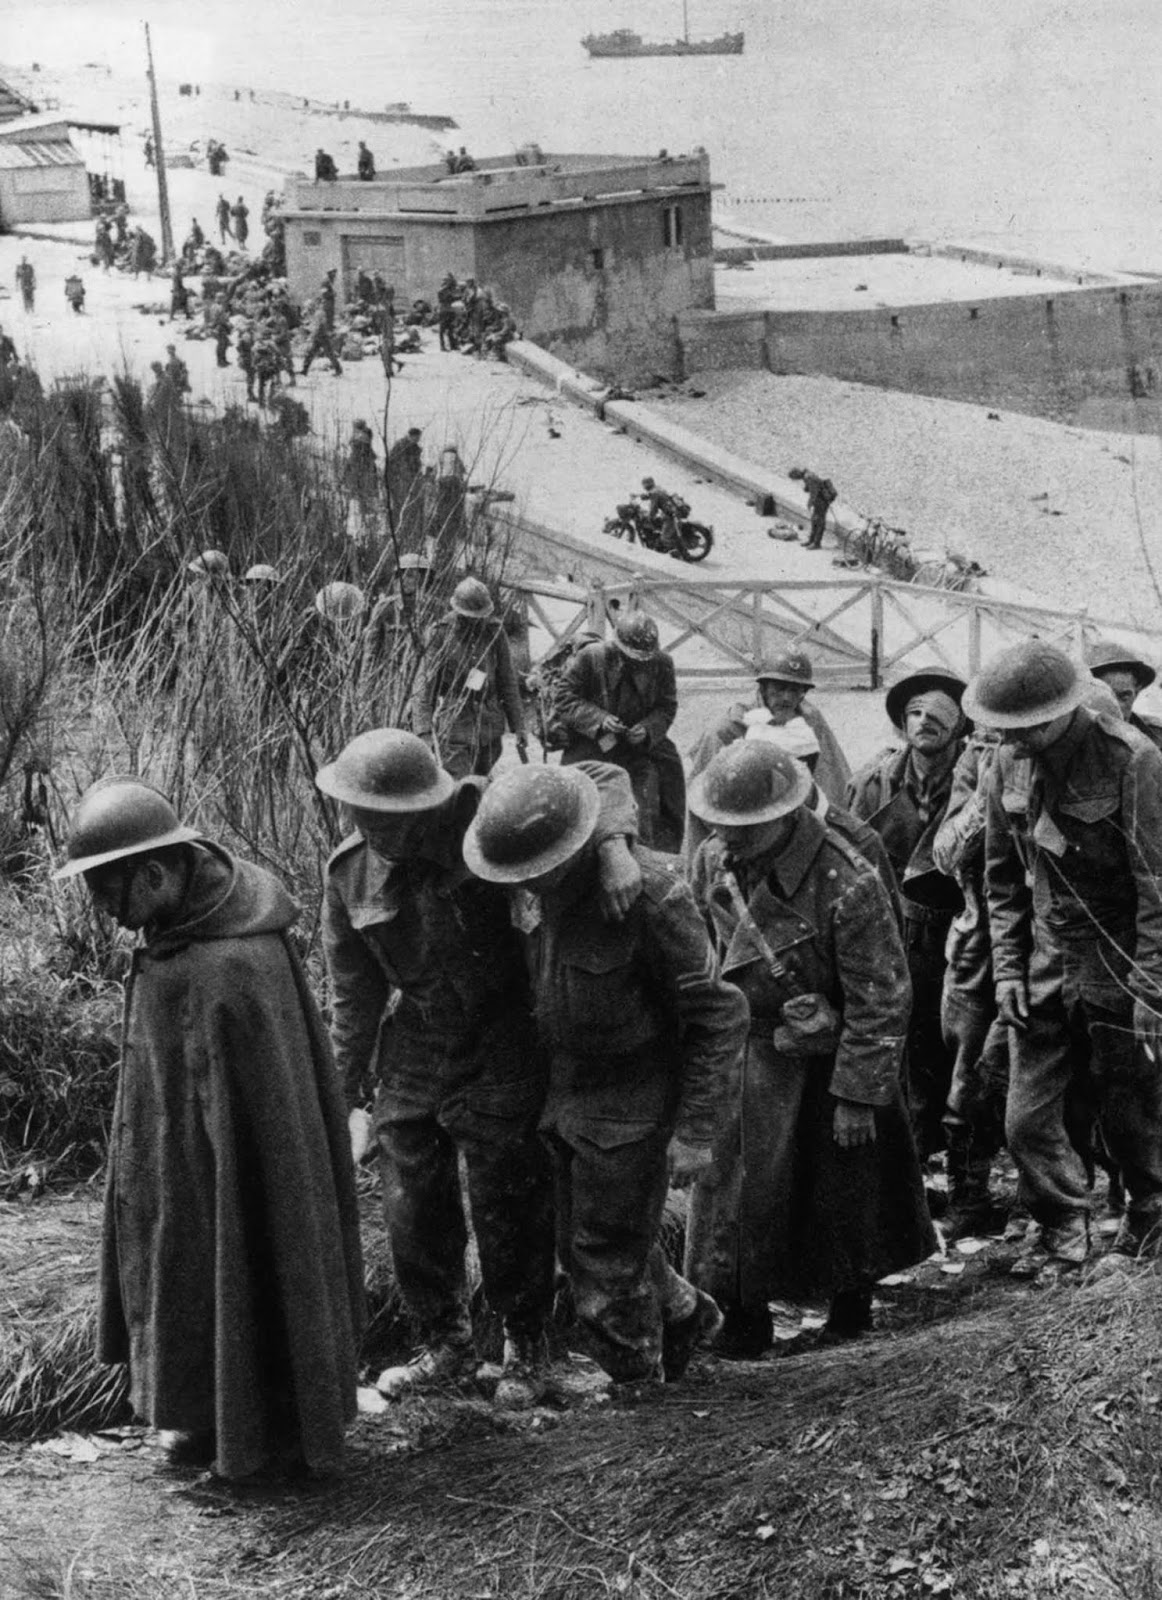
[823,1287,874,1341]
[717,1302,773,1360]
[376,1338,477,1400]
[157,1428,216,1467]
[662,1289,724,1382]
[493,1332,551,1411]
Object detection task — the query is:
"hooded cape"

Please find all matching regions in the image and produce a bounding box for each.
[98,844,364,1479]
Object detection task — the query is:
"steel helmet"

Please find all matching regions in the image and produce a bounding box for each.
[243,563,278,584]
[962,641,1087,730]
[687,740,813,828]
[614,610,660,661]
[449,577,494,620]
[1086,637,1157,691]
[463,765,600,883]
[315,728,454,813]
[1079,675,1123,720]
[755,650,814,689]
[885,667,967,732]
[53,778,202,880]
[315,581,365,622]
[188,548,230,577]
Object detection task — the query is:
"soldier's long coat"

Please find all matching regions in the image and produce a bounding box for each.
[98,845,364,1480]
[686,811,934,1306]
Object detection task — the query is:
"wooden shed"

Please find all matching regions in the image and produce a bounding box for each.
[0,138,90,225]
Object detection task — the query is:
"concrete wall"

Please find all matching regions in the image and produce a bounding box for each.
[476,191,714,382]
[0,162,90,225]
[678,282,1162,424]
[284,213,479,304]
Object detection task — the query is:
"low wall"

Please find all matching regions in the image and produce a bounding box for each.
[677,281,1162,426]
[714,237,908,265]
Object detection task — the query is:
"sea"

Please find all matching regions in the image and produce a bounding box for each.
[4,0,1162,270]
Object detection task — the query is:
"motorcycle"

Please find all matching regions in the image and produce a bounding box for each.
[602,495,714,563]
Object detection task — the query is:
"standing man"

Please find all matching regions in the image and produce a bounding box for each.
[216,193,233,244]
[556,610,686,853]
[437,273,460,351]
[969,641,1162,1270]
[385,425,424,542]
[411,577,527,777]
[464,763,748,1386]
[301,298,343,377]
[55,779,364,1479]
[688,650,851,816]
[684,741,933,1354]
[788,466,838,550]
[230,196,250,250]
[1086,638,1162,752]
[163,343,191,396]
[317,730,641,1405]
[14,256,35,312]
[846,668,968,1158]
[211,297,231,367]
[357,140,376,180]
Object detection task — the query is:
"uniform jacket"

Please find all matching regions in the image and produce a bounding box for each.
[686,809,931,1304]
[556,641,677,762]
[692,809,911,1105]
[411,616,524,747]
[687,696,851,807]
[846,740,964,901]
[985,708,1162,1004]
[520,847,748,1149]
[933,736,1000,994]
[99,845,364,1480]
[323,764,639,1107]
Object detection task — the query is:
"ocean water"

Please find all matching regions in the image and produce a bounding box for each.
[4,0,1162,266]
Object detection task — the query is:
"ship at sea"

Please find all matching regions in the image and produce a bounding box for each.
[582,2,743,57]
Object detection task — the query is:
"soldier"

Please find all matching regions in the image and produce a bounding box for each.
[357,140,375,180]
[230,196,249,249]
[411,577,527,777]
[163,343,190,395]
[235,319,257,400]
[556,610,686,853]
[969,641,1162,1271]
[684,741,934,1355]
[211,297,231,367]
[386,426,425,540]
[216,192,233,244]
[54,779,364,1478]
[14,256,35,312]
[846,668,968,1159]
[463,764,748,1386]
[931,731,1011,1239]
[94,217,115,270]
[317,730,640,1405]
[252,323,283,406]
[687,650,851,817]
[436,273,459,351]
[788,466,838,549]
[301,301,342,377]
[1086,638,1162,753]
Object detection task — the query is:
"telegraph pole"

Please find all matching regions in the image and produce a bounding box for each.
[144,22,174,264]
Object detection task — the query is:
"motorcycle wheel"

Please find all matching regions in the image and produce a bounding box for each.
[679,522,714,562]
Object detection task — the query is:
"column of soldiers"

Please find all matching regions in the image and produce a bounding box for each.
[57,605,1162,1480]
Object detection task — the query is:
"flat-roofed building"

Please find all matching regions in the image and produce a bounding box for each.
[280,150,716,382]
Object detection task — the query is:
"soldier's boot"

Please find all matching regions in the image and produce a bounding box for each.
[157,1428,216,1467]
[661,1289,724,1382]
[942,1126,1002,1242]
[823,1287,874,1341]
[1013,1214,1088,1279]
[493,1332,552,1411]
[375,1336,477,1400]
[718,1302,773,1360]
[1111,1203,1162,1261]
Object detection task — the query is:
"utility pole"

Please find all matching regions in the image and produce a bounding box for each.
[144,22,174,265]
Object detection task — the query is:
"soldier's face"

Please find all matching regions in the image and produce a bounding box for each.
[1001,711,1074,756]
[759,682,806,723]
[716,813,797,863]
[904,705,957,755]
[1096,669,1138,719]
[350,807,431,860]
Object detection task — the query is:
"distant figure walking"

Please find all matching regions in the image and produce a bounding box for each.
[14,256,35,312]
[230,196,249,249]
[788,466,838,550]
[64,274,86,314]
[216,193,233,244]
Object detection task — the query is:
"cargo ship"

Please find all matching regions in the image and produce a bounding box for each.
[582,4,743,56]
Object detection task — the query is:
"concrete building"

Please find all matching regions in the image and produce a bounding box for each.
[0,111,122,226]
[280,151,715,381]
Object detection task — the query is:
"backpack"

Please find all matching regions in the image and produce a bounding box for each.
[818,478,838,507]
[529,633,598,751]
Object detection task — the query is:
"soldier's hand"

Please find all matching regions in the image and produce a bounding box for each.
[596,835,643,923]
[624,724,648,747]
[1133,997,1162,1063]
[600,714,625,736]
[996,978,1030,1031]
[348,1107,374,1167]
[833,1100,876,1148]
[667,1136,714,1188]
